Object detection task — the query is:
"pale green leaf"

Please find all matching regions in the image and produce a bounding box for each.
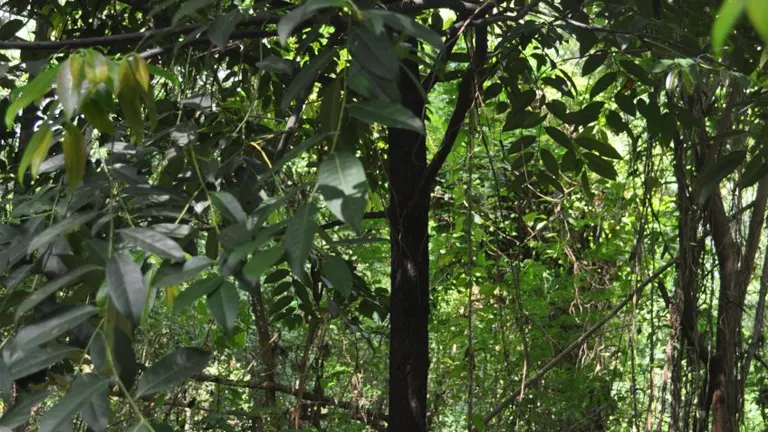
[712,0,746,54]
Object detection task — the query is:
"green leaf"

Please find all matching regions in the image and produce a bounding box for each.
[172,0,215,25]
[148,65,180,87]
[605,110,627,134]
[696,150,746,205]
[117,62,144,142]
[0,389,50,428]
[484,83,503,100]
[208,10,242,49]
[366,10,444,50]
[507,135,537,154]
[713,0,746,54]
[173,276,222,313]
[581,52,607,76]
[255,55,295,74]
[566,101,604,126]
[79,381,109,432]
[14,306,97,351]
[270,295,294,316]
[747,0,768,43]
[153,256,213,289]
[619,60,651,85]
[81,98,115,135]
[264,269,291,284]
[285,203,318,278]
[136,348,210,397]
[5,65,59,129]
[207,281,239,334]
[322,254,352,297]
[739,155,768,188]
[18,123,54,181]
[348,100,425,135]
[0,358,10,404]
[281,46,338,110]
[540,149,560,177]
[574,137,622,160]
[211,191,246,224]
[319,78,343,135]
[28,210,99,254]
[546,100,568,122]
[277,0,345,45]
[62,122,87,190]
[243,246,283,282]
[317,152,369,233]
[39,374,109,432]
[589,72,617,100]
[615,93,636,116]
[106,254,147,326]
[348,25,399,81]
[545,126,573,151]
[0,19,25,40]
[16,265,102,321]
[56,56,87,120]
[7,345,79,380]
[582,152,618,180]
[119,228,185,261]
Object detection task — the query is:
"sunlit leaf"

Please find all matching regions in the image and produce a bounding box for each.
[62,122,86,190]
[18,123,54,181]
[5,65,59,129]
[713,0,746,54]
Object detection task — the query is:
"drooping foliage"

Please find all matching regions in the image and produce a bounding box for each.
[0,0,768,431]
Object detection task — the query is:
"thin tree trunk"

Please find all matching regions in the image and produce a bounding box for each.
[387,54,430,432]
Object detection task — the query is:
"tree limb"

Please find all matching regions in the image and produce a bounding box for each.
[0,15,279,51]
[408,24,488,213]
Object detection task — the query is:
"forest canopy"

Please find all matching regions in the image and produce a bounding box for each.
[0,0,768,431]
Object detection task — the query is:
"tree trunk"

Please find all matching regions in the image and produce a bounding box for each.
[387,55,429,432]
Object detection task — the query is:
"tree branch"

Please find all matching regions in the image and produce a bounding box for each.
[408,25,488,213]
[0,15,279,51]
[740,177,768,283]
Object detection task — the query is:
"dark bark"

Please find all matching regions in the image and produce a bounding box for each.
[387,54,430,432]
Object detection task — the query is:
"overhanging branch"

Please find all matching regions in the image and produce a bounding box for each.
[0,15,279,51]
